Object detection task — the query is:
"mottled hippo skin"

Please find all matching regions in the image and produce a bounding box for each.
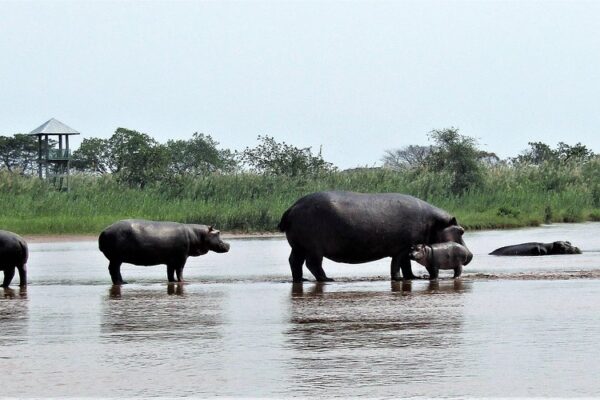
[410,242,471,279]
[99,219,230,284]
[0,230,28,287]
[278,191,473,282]
[489,241,581,256]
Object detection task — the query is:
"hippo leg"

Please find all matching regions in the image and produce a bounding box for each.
[17,264,27,287]
[306,256,334,282]
[108,261,126,285]
[2,266,15,288]
[175,265,185,282]
[289,248,306,283]
[399,254,419,280]
[453,265,463,279]
[426,265,439,281]
[390,255,403,281]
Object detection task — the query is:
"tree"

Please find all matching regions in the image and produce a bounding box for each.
[512,142,557,165]
[107,128,169,188]
[0,134,39,174]
[556,142,594,163]
[71,137,111,174]
[240,135,335,176]
[166,132,237,176]
[512,141,595,165]
[382,145,431,171]
[425,128,484,194]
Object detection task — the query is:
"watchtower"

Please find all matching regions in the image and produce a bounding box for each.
[29,118,80,191]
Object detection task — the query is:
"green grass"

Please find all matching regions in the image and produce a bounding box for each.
[1,160,599,235]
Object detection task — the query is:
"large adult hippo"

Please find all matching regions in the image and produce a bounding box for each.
[278,191,473,282]
[99,219,230,284]
[489,241,581,256]
[0,230,28,288]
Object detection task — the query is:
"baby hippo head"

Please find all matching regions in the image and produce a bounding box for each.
[410,244,431,267]
[205,226,230,253]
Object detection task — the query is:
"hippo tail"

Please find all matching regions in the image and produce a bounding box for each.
[278,208,291,232]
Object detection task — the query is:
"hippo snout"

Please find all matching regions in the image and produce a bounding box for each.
[463,247,474,265]
[215,241,230,253]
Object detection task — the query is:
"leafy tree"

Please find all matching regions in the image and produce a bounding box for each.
[513,141,595,165]
[0,134,39,174]
[425,128,484,194]
[166,132,237,176]
[241,135,335,177]
[107,128,169,188]
[71,137,111,174]
[512,142,557,165]
[382,145,431,171]
[556,142,594,163]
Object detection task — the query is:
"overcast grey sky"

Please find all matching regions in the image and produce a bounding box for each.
[1,0,599,169]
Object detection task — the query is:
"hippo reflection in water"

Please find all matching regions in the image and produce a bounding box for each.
[489,241,581,256]
[99,219,230,284]
[279,191,473,282]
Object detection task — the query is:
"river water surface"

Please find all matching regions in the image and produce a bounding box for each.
[2,223,600,397]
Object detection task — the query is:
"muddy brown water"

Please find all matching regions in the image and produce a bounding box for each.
[2,222,600,397]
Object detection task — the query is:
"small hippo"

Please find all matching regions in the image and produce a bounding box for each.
[410,242,471,279]
[0,230,28,287]
[99,219,230,284]
[489,241,581,256]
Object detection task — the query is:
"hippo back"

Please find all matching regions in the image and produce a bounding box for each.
[99,220,194,265]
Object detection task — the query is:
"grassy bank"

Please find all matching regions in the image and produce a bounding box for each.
[1,161,599,235]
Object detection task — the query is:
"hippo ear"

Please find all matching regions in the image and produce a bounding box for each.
[208,225,214,232]
[449,217,458,226]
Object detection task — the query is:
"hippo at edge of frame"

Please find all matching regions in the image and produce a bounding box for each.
[278,191,473,282]
[0,230,28,288]
[489,241,581,256]
[98,219,230,285]
[410,242,471,279]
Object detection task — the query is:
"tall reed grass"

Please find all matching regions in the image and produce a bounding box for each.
[1,160,599,235]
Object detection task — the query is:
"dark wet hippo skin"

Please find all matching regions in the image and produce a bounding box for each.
[99,219,230,284]
[489,241,581,256]
[278,191,473,282]
[410,242,471,279]
[0,230,28,288]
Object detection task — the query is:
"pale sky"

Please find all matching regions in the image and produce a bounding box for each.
[1,0,600,169]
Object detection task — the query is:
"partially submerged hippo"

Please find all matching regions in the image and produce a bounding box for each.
[410,242,470,279]
[278,191,473,282]
[490,241,581,256]
[99,219,230,284]
[0,230,28,287]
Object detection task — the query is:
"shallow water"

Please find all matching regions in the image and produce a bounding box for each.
[2,222,600,397]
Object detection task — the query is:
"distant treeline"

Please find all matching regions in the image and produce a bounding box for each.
[0,127,599,234]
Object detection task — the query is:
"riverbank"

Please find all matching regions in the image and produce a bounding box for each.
[2,165,600,235]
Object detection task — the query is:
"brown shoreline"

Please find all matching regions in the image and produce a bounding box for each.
[24,231,285,243]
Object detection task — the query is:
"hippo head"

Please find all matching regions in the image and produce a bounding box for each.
[205,226,230,253]
[551,241,581,255]
[410,244,430,265]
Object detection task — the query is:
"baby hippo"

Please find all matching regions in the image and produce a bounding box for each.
[410,242,471,279]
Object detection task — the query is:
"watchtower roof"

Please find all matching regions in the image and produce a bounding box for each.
[28,118,80,136]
